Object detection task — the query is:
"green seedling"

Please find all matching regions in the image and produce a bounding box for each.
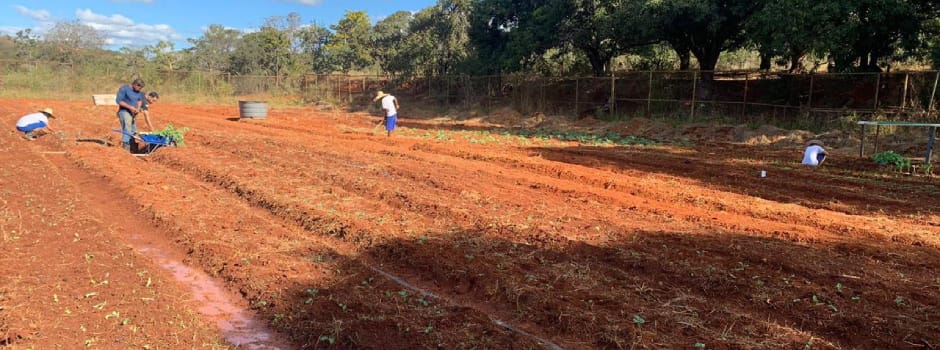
[319,336,335,345]
[633,315,646,325]
[695,343,706,349]
[836,283,844,293]
[895,296,906,306]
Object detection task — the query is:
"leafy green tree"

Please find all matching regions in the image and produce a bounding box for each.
[229,27,290,75]
[470,0,654,76]
[746,0,838,72]
[298,23,334,74]
[560,0,655,76]
[468,0,547,74]
[400,8,439,77]
[185,24,241,73]
[326,11,374,73]
[652,0,765,78]
[825,0,938,71]
[432,0,473,75]
[372,11,414,76]
[145,40,182,71]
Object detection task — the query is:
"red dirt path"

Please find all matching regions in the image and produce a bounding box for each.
[2,98,939,349]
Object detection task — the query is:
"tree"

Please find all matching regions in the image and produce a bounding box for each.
[146,40,182,71]
[468,0,547,74]
[747,0,839,72]
[469,0,654,76]
[652,0,765,79]
[400,8,440,77]
[12,29,40,60]
[298,23,334,74]
[432,0,473,75]
[186,24,241,73]
[557,0,655,76]
[229,27,290,75]
[326,11,374,73]
[372,11,414,76]
[42,21,106,64]
[825,0,938,72]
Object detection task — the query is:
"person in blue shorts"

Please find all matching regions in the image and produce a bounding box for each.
[373,90,400,137]
[802,139,828,166]
[116,78,146,152]
[15,108,56,140]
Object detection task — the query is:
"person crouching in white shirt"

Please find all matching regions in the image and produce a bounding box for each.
[802,139,827,166]
[15,108,56,140]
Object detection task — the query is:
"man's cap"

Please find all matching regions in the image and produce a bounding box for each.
[132,78,146,87]
[373,90,390,102]
[806,139,824,147]
[38,107,56,118]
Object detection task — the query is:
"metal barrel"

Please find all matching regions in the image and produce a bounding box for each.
[238,101,269,119]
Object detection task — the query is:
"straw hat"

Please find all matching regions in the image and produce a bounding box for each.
[373,90,390,102]
[806,139,824,147]
[38,107,56,118]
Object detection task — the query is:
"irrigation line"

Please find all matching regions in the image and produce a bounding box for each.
[367,265,565,350]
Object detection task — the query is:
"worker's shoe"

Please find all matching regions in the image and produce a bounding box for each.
[23,131,36,140]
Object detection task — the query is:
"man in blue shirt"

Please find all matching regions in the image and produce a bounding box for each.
[115,78,145,152]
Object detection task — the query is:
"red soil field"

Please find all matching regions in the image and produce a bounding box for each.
[2,98,939,349]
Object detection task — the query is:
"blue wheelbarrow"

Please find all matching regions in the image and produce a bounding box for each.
[112,129,175,155]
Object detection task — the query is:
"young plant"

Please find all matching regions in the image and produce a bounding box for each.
[152,124,190,146]
[872,151,911,172]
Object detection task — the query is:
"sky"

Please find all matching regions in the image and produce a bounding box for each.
[0,0,437,49]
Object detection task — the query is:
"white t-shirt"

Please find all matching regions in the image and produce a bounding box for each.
[16,112,49,128]
[381,95,397,117]
[802,145,826,166]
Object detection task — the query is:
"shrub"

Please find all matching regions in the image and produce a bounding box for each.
[872,150,911,172]
[153,124,190,146]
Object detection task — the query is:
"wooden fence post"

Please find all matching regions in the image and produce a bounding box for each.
[610,70,616,115]
[900,73,910,113]
[647,70,654,117]
[741,72,749,119]
[873,73,882,111]
[690,71,697,120]
[574,77,580,116]
[807,72,815,113]
[929,71,940,119]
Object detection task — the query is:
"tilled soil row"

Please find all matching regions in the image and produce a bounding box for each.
[136,105,936,348]
[6,99,940,349]
[0,118,227,348]
[59,142,548,349]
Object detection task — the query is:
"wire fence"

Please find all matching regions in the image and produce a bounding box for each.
[2,59,939,130]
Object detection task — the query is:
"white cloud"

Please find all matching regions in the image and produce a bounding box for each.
[278,0,324,6]
[0,26,25,36]
[74,8,181,47]
[15,5,51,21]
